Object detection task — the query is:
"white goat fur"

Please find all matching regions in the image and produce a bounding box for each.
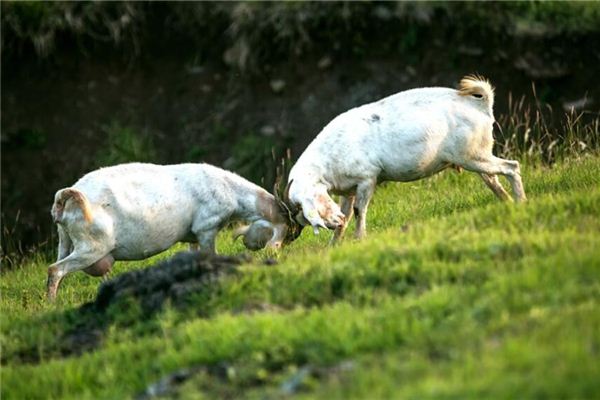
[288,75,526,241]
[48,162,289,299]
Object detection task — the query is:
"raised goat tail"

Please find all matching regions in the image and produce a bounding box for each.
[54,188,93,223]
[458,74,495,105]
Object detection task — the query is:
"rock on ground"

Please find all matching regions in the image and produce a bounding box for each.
[92,251,249,314]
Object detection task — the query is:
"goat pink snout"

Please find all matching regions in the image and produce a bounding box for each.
[325,211,345,229]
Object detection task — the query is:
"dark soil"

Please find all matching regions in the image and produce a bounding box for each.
[91,251,245,314]
[10,251,250,364]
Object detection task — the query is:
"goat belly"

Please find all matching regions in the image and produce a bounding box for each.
[379,160,452,182]
[110,218,193,260]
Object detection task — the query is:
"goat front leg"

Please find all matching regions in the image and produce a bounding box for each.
[192,215,224,254]
[354,180,377,240]
[194,230,218,254]
[330,195,355,245]
[479,173,512,202]
[463,156,526,202]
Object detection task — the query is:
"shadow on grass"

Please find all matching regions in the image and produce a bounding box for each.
[7,252,248,364]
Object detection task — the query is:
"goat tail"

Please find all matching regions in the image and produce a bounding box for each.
[458,74,494,104]
[53,188,93,223]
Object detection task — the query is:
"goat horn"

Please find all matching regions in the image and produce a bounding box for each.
[284,179,292,204]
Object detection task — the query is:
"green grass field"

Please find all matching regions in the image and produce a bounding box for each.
[2,155,600,399]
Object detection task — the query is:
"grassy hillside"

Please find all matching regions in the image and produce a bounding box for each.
[2,155,600,399]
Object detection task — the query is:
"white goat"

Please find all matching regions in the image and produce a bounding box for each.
[48,162,300,300]
[287,75,526,242]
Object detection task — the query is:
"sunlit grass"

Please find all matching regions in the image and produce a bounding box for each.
[1,155,599,399]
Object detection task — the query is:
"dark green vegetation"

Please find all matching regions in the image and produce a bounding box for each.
[3,1,600,261]
[2,155,599,399]
[3,2,600,67]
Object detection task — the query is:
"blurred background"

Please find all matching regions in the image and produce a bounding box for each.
[2,1,599,264]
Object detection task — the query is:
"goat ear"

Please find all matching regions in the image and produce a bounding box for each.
[273,150,291,200]
[232,225,250,241]
[283,179,292,203]
[272,149,299,214]
[295,210,309,226]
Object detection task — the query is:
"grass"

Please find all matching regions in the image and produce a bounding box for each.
[2,154,600,399]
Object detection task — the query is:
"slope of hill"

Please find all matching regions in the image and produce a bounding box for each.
[2,155,599,399]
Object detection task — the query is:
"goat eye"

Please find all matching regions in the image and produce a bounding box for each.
[472,93,483,99]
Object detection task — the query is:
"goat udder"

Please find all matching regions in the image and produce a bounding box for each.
[83,254,115,277]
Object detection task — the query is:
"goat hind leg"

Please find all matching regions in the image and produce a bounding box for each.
[463,156,526,202]
[479,173,512,202]
[47,246,112,301]
[502,159,527,202]
[56,225,72,261]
